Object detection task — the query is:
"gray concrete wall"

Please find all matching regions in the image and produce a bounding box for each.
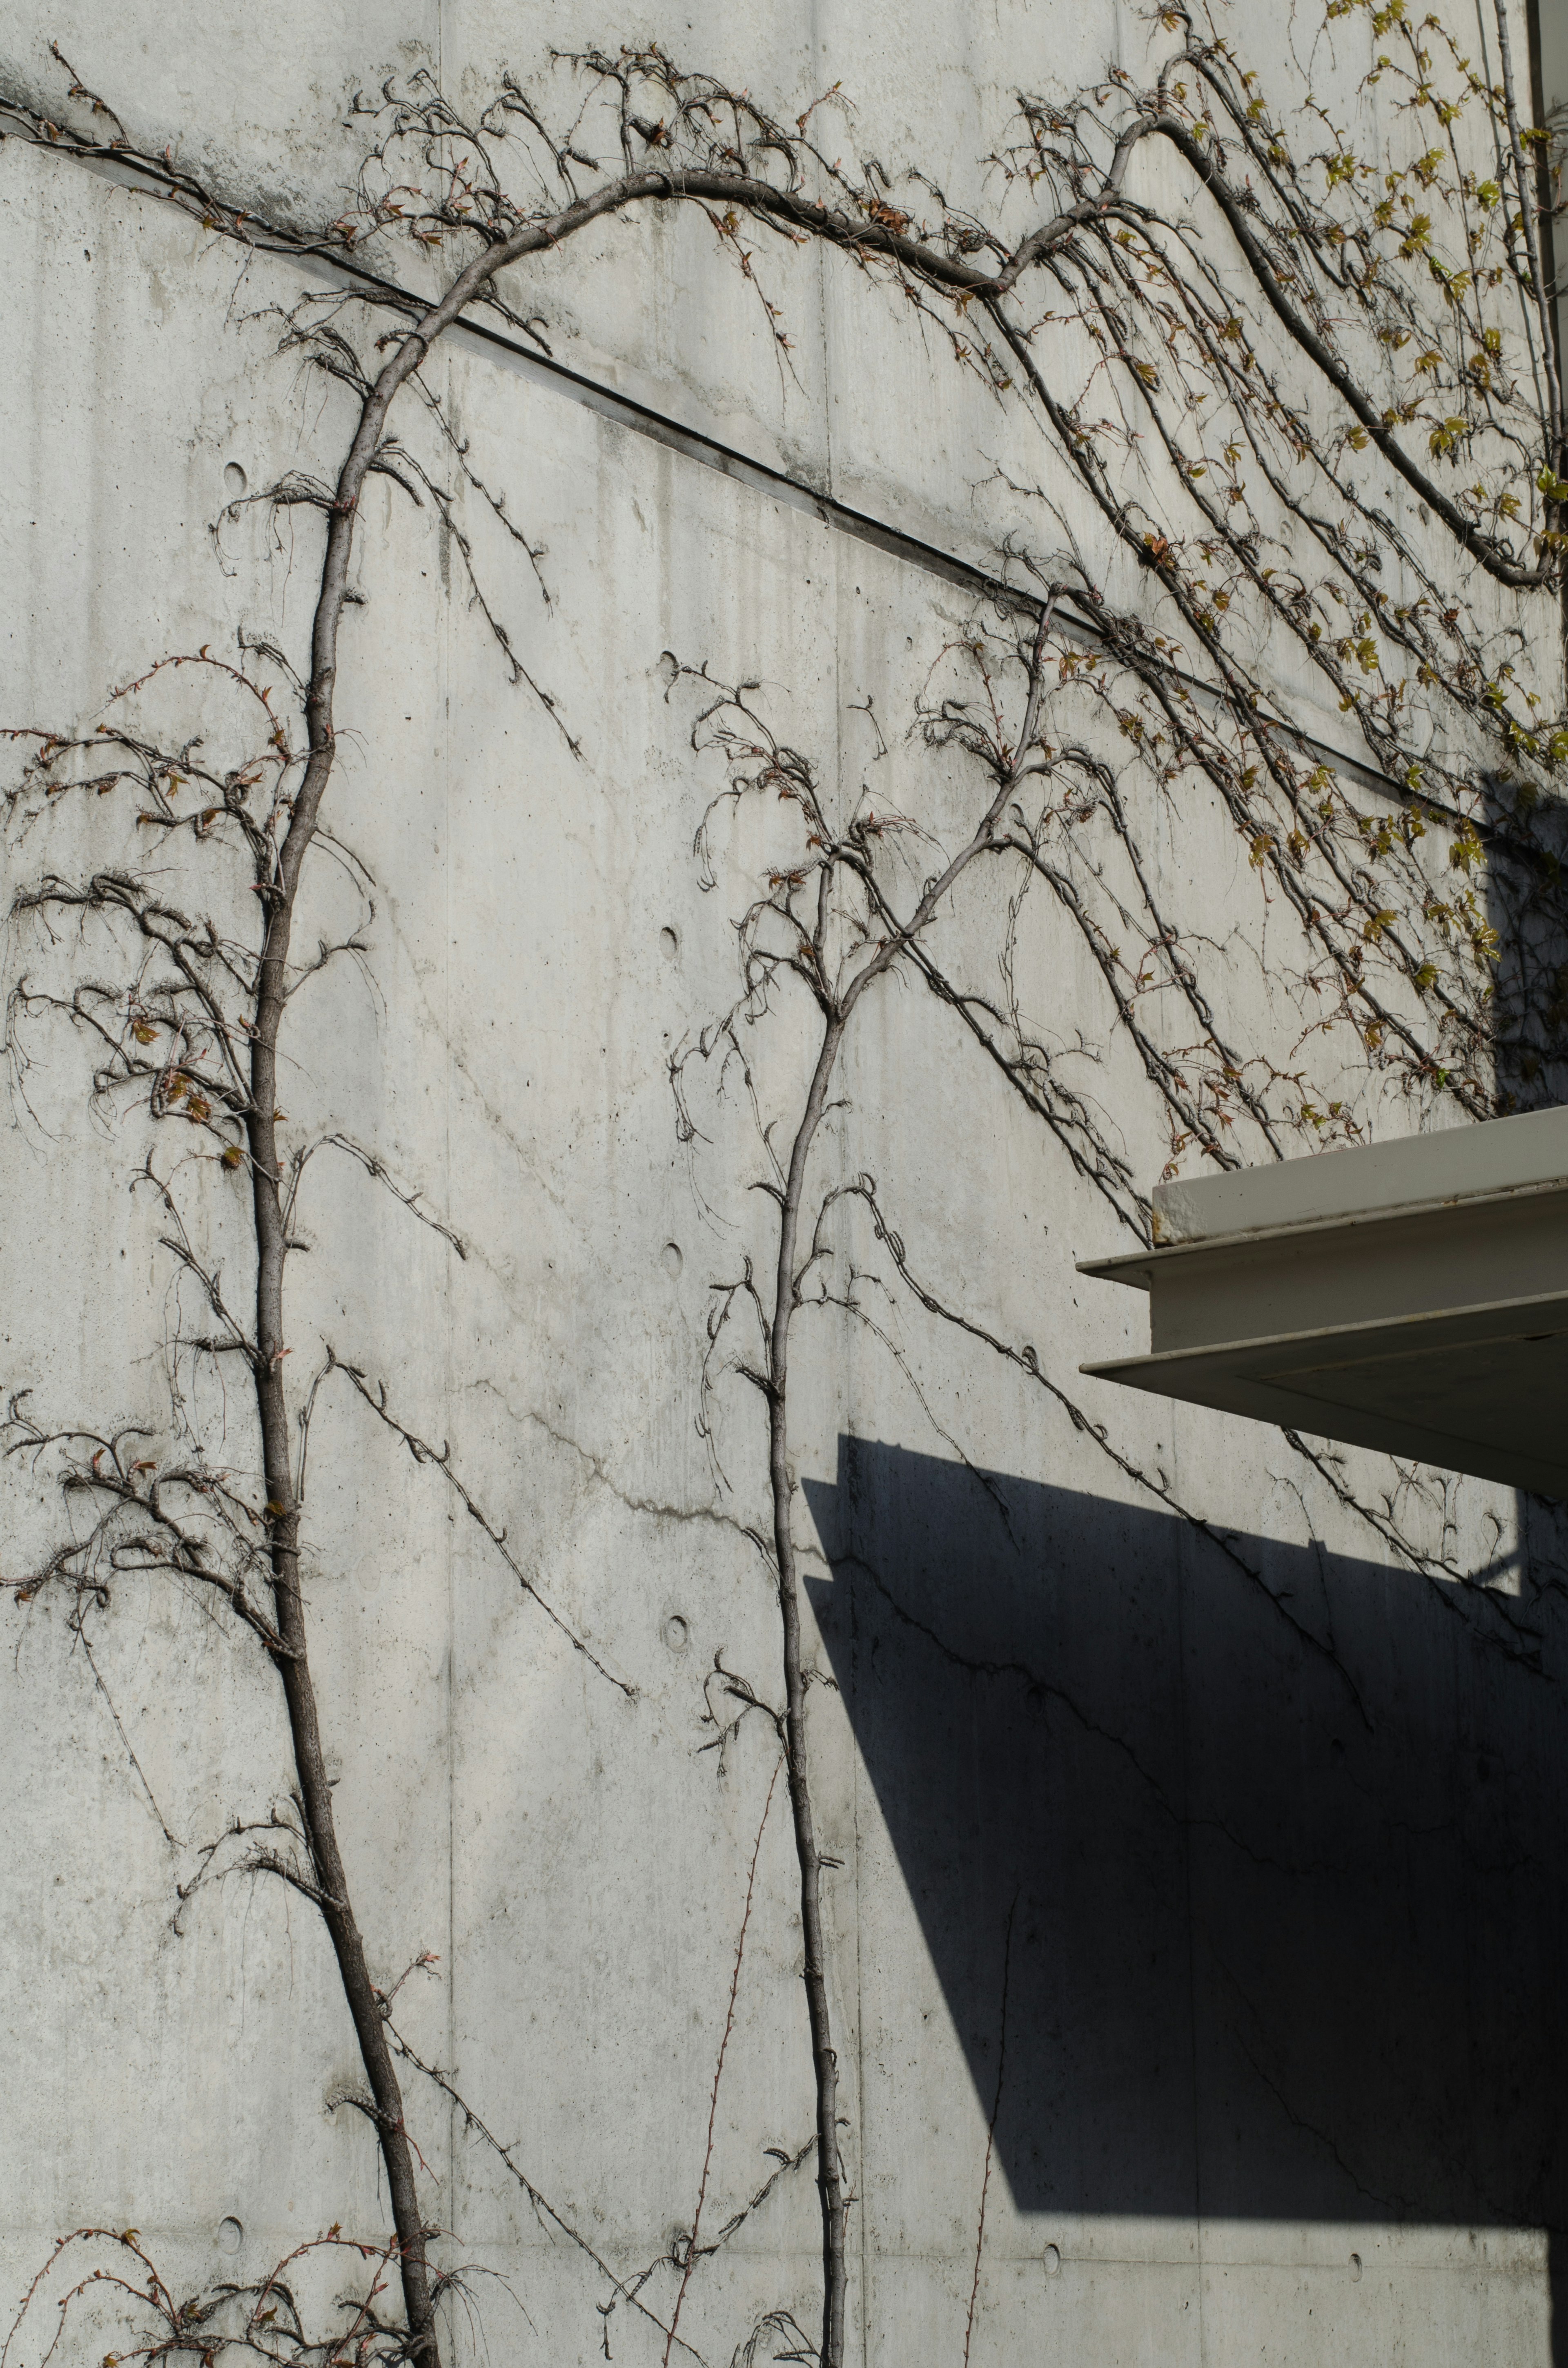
[3,7,1567,2366]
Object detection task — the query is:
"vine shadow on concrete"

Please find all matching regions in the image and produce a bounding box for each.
[802,1436,1568,2343]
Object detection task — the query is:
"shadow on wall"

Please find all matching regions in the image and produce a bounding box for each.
[802,1438,1568,2346]
[1486,772,1568,1112]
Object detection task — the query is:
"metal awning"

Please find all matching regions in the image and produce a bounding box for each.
[1077,1105,1568,1496]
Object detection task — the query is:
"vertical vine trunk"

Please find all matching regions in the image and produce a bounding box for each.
[760,619,1052,2364]
[236,183,633,2368]
[767,1013,851,2368]
[246,350,447,2367]
[235,179,720,2362]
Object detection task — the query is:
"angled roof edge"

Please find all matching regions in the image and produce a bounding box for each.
[1152,1104,1568,1246]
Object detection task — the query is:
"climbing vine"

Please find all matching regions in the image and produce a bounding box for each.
[2,5,1565,2364]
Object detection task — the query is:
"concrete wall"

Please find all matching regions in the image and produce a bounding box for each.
[3,6,1568,2366]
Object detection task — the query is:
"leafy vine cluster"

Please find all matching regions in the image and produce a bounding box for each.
[2,7,1565,2366]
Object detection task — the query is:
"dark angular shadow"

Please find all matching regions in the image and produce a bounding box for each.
[802,1437,1568,2334]
[1484,769,1568,1112]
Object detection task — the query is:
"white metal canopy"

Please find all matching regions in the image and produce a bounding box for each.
[1078,1105,1568,1497]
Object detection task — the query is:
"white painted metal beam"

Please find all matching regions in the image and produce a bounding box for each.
[1079,1106,1568,1496]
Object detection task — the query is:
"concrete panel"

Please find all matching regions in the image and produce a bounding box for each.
[2,10,1566,2368]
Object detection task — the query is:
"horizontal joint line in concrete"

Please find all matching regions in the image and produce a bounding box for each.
[31,128,1400,808]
